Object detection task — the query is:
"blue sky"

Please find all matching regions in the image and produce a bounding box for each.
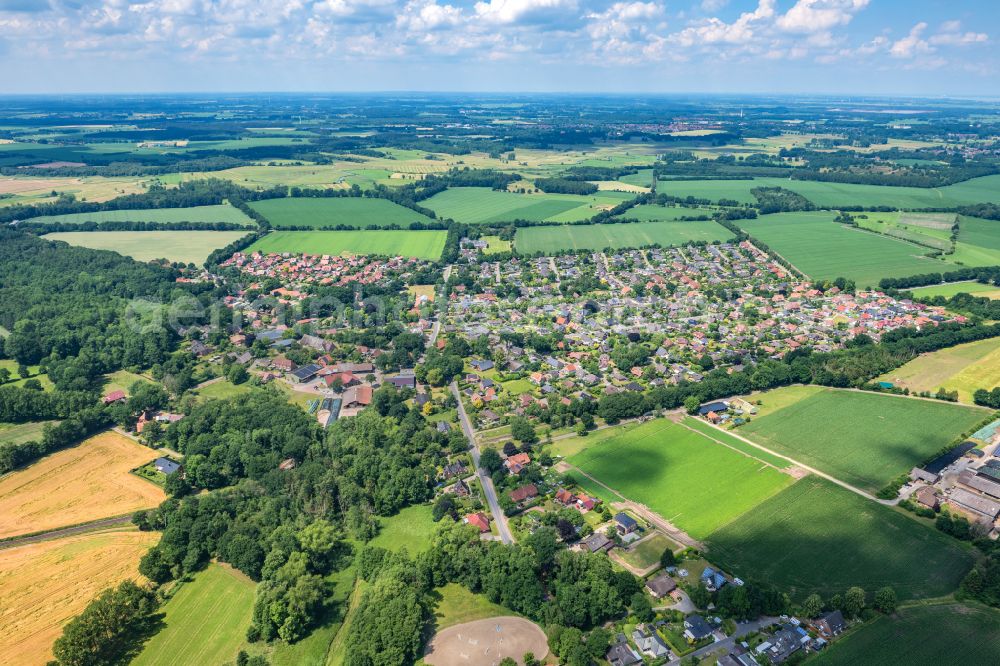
[0,0,996,94]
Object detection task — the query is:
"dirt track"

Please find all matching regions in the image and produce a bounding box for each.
[424,616,548,666]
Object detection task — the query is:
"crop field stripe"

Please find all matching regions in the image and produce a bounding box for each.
[42,230,250,265]
[514,220,733,253]
[247,230,447,260]
[248,197,436,228]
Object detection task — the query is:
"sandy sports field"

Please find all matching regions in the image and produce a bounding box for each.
[0,528,158,664]
[0,430,164,539]
[424,617,548,666]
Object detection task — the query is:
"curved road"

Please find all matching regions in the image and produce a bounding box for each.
[450,381,514,544]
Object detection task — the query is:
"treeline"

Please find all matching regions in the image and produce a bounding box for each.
[561,165,642,181]
[751,186,814,214]
[0,404,109,475]
[534,178,598,195]
[879,265,1000,290]
[3,155,251,178]
[19,220,254,234]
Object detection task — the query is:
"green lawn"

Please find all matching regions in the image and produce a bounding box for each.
[133,564,256,666]
[249,197,436,229]
[102,369,154,396]
[909,281,1000,299]
[194,379,254,401]
[247,230,446,260]
[369,504,438,555]
[618,533,677,571]
[0,420,56,444]
[658,175,1000,208]
[877,337,1000,404]
[480,235,512,254]
[422,187,632,224]
[431,583,514,630]
[810,601,1000,665]
[514,220,733,253]
[705,476,975,601]
[43,230,250,265]
[739,388,987,493]
[738,212,954,286]
[25,204,253,226]
[567,418,793,539]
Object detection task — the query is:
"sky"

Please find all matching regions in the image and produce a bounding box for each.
[0,0,996,95]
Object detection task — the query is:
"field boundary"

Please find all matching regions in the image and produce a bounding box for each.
[0,514,135,550]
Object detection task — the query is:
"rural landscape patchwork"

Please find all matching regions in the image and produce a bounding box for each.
[4,5,1000,664]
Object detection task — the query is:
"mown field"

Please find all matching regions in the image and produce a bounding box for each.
[422,187,632,224]
[705,476,974,601]
[952,215,1000,266]
[810,601,1000,665]
[248,197,436,228]
[431,583,514,630]
[909,281,1000,299]
[514,220,732,253]
[656,174,1000,208]
[43,230,249,264]
[737,212,952,286]
[0,528,158,665]
[133,564,256,666]
[566,418,793,539]
[369,504,438,555]
[24,204,253,226]
[0,420,56,445]
[877,337,1000,403]
[738,388,986,493]
[247,230,446,260]
[0,430,164,539]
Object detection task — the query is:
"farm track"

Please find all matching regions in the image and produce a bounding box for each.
[0,514,134,550]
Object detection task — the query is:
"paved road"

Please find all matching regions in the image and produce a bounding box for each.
[0,515,134,550]
[450,381,514,544]
[666,617,777,666]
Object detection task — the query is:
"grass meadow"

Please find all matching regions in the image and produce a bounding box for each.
[133,564,256,666]
[422,187,632,224]
[656,174,1000,208]
[810,601,1000,665]
[430,583,514,630]
[0,420,56,445]
[248,230,446,260]
[909,281,1000,299]
[706,477,974,601]
[514,220,732,253]
[43,230,250,264]
[877,337,1000,403]
[248,197,436,228]
[369,504,438,555]
[737,212,953,286]
[616,204,718,221]
[25,204,253,226]
[566,418,793,539]
[738,388,987,493]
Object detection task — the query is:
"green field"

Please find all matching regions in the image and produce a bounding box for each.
[43,230,250,264]
[431,583,513,630]
[738,212,952,286]
[566,418,793,539]
[133,564,256,666]
[951,215,1000,266]
[706,477,974,601]
[811,601,1000,665]
[657,175,1000,208]
[0,420,55,444]
[739,388,986,493]
[247,230,446,260]
[480,235,512,254]
[24,204,253,226]
[909,281,1000,298]
[248,197,436,229]
[514,220,732,253]
[194,379,254,402]
[369,504,438,555]
[616,204,718,221]
[878,336,1000,403]
[618,533,678,571]
[422,187,632,224]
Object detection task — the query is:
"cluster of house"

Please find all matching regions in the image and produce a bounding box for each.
[103,390,184,435]
[695,398,758,426]
[221,251,430,288]
[907,419,1000,532]
[447,242,960,399]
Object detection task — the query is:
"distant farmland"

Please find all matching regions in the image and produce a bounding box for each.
[706,476,974,601]
[248,229,446,260]
[738,387,986,494]
[422,187,632,224]
[737,212,954,286]
[567,418,793,539]
[23,204,254,226]
[248,197,436,228]
[657,174,1000,208]
[615,204,718,221]
[515,220,733,253]
[44,230,249,264]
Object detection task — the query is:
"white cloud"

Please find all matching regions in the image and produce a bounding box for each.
[396,0,462,31]
[889,21,931,58]
[671,0,774,47]
[929,20,987,46]
[472,0,577,26]
[775,0,868,35]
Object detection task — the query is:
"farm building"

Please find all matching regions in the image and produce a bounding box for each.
[579,532,614,553]
[914,486,941,511]
[910,467,940,484]
[948,488,1000,521]
[615,512,638,534]
[698,400,729,416]
[289,364,321,383]
[958,470,1000,499]
[342,385,373,409]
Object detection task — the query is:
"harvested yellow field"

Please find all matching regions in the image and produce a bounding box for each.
[0,431,164,539]
[0,528,158,665]
[593,180,650,193]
